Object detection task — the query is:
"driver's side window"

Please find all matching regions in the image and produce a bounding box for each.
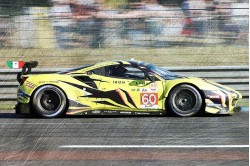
[105,65,147,79]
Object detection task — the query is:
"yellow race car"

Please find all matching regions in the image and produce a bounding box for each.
[15,60,242,118]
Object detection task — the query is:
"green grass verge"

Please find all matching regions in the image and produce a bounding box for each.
[0,101,15,110]
[0,46,248,68]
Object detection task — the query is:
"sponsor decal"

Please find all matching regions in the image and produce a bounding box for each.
[140,93,158,109]
[150,83,158,91]
[131,88,140,92]
[92,110,101,114]
[135,81,145,86]
[103,110,117,114]
[135,112,150,115]
[150,83,157,88]
[7,61,24,69]
[120,111,132,114]
[207,103,222,107]
[140,88,158,93]
[38,81,59,83]
[26,81,36,89]
[206,94,221,99]
[113,80,126,84]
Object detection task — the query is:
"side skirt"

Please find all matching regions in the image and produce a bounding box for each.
[66,109,166,116]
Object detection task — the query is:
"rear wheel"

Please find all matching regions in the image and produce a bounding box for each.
[32,85,67,118]
[168,84,202,117]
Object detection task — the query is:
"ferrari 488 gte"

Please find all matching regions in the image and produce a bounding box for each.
[15,60,242,118]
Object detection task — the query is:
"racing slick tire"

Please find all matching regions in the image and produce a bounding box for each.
[168,84,202,117]
[32,85,67,118]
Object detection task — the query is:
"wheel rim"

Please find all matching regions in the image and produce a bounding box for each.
[33,85,67,118]
[173,89,197,113]
[36,88,62,115]
[40,90,61,111]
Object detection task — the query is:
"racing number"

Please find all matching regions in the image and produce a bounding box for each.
[141,93,158,105]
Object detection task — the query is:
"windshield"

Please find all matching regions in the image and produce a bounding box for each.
[58,64,93,74]
[145,64,182,80]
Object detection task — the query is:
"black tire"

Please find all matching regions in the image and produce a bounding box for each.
[168,84,202,117]
[32,85,67,118]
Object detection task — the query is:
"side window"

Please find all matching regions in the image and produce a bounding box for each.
[124,66,146,79]
[106,65,127,77]
[88,67,106,76]
[105,65,147,79]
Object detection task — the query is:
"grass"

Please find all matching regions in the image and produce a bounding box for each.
[0,101,15,110]
[0,46,248,68]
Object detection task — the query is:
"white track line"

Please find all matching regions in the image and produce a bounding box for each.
[59,145,249,149]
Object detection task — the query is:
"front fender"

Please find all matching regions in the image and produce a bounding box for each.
[163,77,242,115]
[163,78,219,98]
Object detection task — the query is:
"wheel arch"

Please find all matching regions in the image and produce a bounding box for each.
[30,84,69,115]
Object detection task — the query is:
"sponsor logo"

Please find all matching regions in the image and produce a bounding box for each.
[135,112,150,115]
[135,81,145,86]
[207,103,222,107]
[38,81,59,84]
[113,80,126,84]
[206,95,221,99]
[150,83,157,88]
[92,110,101,114]
[103,110,117,114]
[120,111,132,114]
[131,88,140,92]
[149,83,158,91]
[140,88,158,93]
[26,81,36,89]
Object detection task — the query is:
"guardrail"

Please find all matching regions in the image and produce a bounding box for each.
[0,66,248,106]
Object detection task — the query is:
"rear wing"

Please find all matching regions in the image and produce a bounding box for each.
[17,61,38,83]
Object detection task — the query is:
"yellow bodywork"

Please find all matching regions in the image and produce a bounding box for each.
[17,61,242,115]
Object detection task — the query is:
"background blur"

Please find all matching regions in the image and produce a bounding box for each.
[0,0,248,68]
[0,0,248,109]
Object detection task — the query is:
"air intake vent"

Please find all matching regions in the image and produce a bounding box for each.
[74,76,97,88]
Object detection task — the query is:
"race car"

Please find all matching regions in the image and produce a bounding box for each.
[15,60,242,118]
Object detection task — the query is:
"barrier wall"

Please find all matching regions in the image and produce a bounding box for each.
[0,66,248,106]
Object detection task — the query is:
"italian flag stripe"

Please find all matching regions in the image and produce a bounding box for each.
[7,61,25,69]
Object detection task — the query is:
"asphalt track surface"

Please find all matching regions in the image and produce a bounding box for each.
[0,110,248,165]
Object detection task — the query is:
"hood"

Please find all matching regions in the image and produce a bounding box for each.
[167,76,242,97]
[186,77,242,98]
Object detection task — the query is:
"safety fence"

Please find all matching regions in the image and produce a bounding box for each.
[0,66,248,106]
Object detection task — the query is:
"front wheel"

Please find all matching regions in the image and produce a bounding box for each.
[168,84,202,117]
[32,85,67,118]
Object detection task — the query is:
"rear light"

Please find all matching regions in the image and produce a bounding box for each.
[20,76,28,85]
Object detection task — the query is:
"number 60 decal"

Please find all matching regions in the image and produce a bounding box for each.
[140,93,158,105]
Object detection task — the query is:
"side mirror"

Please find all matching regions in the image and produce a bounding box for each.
[87,71,94,75]
[146,72,155,82]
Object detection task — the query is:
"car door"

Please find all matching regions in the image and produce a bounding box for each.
[97,65,164,112]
